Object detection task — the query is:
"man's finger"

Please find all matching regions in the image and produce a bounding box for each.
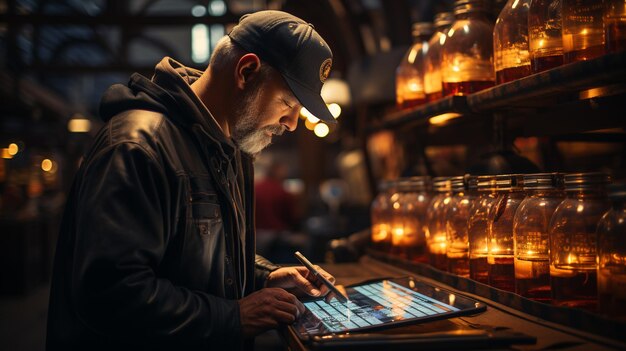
[294,272,321,296]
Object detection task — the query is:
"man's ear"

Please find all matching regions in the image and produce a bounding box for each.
[235,53,262,90]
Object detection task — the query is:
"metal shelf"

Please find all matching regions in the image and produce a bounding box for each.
[370,50,626,134]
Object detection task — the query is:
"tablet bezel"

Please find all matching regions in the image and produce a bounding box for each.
[293,276,487,340]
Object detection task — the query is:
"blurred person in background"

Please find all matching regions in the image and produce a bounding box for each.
[46,10,337,350]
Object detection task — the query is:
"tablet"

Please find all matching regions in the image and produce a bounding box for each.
[293,276,487,339]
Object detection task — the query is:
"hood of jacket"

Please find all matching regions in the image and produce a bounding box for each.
[99,57,235,155]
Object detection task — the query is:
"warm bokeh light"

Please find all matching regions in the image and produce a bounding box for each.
[68,118,92,133]
[313,123,329,138]
[304,118,316,130]
[300,107,320,123]
[1,149,13,159]
[41,159,53,172]
[8,143,18,155]
[429,112,462,125]
[327,103,341,118]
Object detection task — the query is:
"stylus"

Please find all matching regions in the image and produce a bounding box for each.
[294,251,349,302]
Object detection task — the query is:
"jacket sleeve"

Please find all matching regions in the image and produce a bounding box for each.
[254,255,281,288]
[72,141,240,348]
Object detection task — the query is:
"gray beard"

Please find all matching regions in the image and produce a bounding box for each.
[232,90,286,155]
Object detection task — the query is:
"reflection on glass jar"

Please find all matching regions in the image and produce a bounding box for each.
[426,177,453,270]
[469,175,499,284]
[605,0,626,53]
[371,180,395,252]
[528,0,564,72]
[424,12,456,102]
[390,177,432,262]
[549,172,611,311]
[441,0,495,96]
[487,174,525,292]
[446,176,476,277]
[597,183,626,320]
[494,0,532,84]
[396,23,434,110]
[513,173,564,302]
[562,0,606,63]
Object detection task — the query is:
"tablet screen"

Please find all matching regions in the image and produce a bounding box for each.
[294,277,486,338]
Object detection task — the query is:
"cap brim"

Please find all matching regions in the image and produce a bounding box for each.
[283,76,337,124]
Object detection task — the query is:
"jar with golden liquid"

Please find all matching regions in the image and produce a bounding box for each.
[446,176,477,277]
[390,177,432,261]
[371,180,395,252]
[396,22,434,109]
[549,173,611,310]
[562,0,606,63]
[494,0,532,84]
[597,184,626,320]
[426,177,453,270]
[513,173,564,302]
[487,174,525,292]
[605,0,626,53]
[424,12,456,102]
[468,175,499,284]
[441,0,495,96]
[528,0,564,72]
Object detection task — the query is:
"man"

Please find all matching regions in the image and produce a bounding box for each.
[46,10,337,350]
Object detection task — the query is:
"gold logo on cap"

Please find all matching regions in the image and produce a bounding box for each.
[319,58,332,83]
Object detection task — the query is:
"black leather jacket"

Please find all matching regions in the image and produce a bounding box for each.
[47,58,279,350]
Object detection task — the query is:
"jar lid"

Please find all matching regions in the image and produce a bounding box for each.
[412,22,434,37]
[522,173,563,190]
[397,176,431,192]
[467,175,479,190]
[434,12,455,29]
[432,176,452,193]
[450,175,467,192]
[453,0,489,15]
[477,174,523,191]
[377,179,394,192]
[564,172,611,191]
[607,183,626,201]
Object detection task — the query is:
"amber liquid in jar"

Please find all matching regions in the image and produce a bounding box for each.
[531,55,564,72]
[605,17,626,53]
[470,255,489,284]
[488,256,515,292]
[551,267,598,310]
[448,252,470,278]
[442,81,495,96]
[598,268,626,320]
[563,44,606,63]
[399,98,428,110]
[430,250,449,271]
[495,65,532,84]
[392,245,426,262]
[426,91,443,102]
[515,257,551,302]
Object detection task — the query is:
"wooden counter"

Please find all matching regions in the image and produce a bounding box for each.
[279,255,626,351]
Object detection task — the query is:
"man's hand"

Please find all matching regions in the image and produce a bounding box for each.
[238,288,304,338]
[266,266,336,297]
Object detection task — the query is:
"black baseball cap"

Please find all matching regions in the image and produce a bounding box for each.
[228,10,336,124]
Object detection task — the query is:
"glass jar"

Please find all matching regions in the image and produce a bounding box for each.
[424,12,456,102]
[597,184,626,320]
[396,22,434,110]
[488,174,525,292]
[441,0,495,96]
[562,0,606,63]
[494,0,532,84]
[446,175,476,277]
[549,172,611,310]
[604,0,626,53]
[528,0,564,72]
[371,180,395,252]
[426,177,452,270]
[468,175,499,284]
[513,173,564,302]
[390,177,432,261]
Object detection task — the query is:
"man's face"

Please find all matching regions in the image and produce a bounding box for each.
[232,67,301,155]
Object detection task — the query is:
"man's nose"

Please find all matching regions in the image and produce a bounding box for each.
[280,107,300,132]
